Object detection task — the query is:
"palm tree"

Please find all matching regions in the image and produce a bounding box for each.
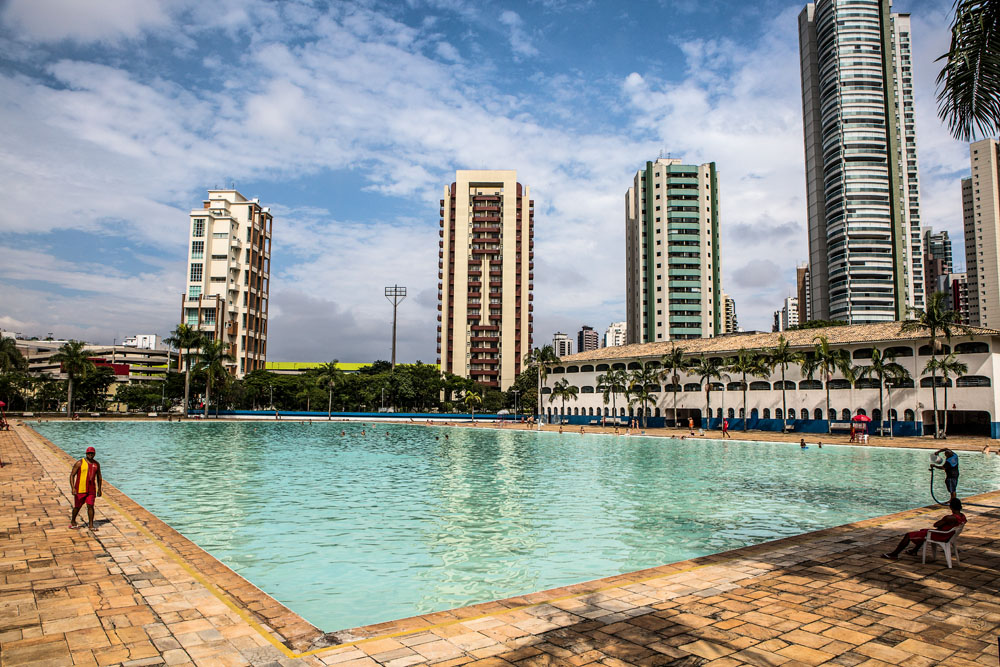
[658,347,688,427]
[195,339,234,417]
[800,335,854,434]
[688,355,724,430]
[727,349,765,431]
[900,291,971,438]
[524,345,560,428]
[51,340,95,416]
[855,349,910,437]
[548,378,578,423]
[926,353,969,438]
[627,364,659,429]
[165,324,205,418]
[318,359,343,420]
[596,368,628,426]
[936,0,1000,141]
[765,336,804,433]
[463,389,482,422]
[0,337,28,373]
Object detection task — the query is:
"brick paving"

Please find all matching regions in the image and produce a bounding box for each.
[2,424,999,667]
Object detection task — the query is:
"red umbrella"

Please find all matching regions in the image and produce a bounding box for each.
[852,414,871,422]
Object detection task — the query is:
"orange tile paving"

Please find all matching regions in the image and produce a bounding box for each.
[1,423,998,667]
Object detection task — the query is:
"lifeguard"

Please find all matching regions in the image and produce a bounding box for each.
[69,446,102,531]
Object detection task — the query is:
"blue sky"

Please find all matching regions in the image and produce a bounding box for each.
[0,0,971,362]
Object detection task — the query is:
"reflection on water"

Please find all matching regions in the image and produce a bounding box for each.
[37,422,1000,632]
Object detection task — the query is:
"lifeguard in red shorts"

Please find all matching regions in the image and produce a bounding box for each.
[69,446,102,531]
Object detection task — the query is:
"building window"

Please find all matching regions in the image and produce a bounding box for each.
[191,241,204,259]
[192,219,205,237]
[190,263,203,282]
[188,285,201,299]
[202,309,217,324]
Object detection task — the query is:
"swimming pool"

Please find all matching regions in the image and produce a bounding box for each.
[35,422,1000,631]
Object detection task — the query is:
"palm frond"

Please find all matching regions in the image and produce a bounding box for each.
[937,0,1000,141]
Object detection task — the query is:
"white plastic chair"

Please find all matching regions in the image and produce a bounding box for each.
[921,523,964,568]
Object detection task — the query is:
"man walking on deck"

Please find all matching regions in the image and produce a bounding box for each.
[69,446,102,531]
[932,448,960,500]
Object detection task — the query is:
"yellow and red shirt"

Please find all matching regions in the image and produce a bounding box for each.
[77,459,99,495]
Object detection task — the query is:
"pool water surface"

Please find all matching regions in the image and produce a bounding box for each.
[35,421,1000,631]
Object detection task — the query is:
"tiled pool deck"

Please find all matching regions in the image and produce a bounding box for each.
[2,424,998,667]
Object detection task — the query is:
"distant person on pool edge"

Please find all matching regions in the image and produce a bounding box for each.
[882,498,965,560]
[69,446,102,531]
[932,447,960,500]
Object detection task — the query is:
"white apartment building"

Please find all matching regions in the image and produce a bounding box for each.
[782,296,800,330]
[552,332,573,358]
[182,189,272,378]
[963,139,1000,328]
[122,334,161,350]
[437,170,533,390]
[605,322,627,348]
[626,158,722,343]
[799,0,924,322]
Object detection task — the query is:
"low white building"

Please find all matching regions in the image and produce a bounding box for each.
[541,322,1000,438]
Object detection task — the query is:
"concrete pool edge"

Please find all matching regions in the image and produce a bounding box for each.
[12,423,1000,665]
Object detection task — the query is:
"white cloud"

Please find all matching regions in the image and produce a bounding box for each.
[1,0,171,44]
[498,10,539,59]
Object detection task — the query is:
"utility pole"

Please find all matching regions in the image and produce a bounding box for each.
[384,285,407,370]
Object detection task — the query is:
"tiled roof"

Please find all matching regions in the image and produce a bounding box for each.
[558,322,999,363]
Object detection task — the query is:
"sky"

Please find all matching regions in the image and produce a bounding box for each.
[0,0,974,363]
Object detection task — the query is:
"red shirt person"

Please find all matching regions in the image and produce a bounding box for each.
[69,446,102,531]
[882,498,966,560]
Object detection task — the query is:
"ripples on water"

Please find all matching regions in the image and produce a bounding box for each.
[37,422,1000,631]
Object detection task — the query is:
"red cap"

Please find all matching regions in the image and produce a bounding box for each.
[85,447,96,454]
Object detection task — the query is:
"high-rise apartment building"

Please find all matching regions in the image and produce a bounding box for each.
[604,322,627,348]
[626,158,722,343]
[552,332,573,358]
[182,189,272,378]
[796,263,811,323]
[577,326,599,353]
[721,293,738,334]
[783,296,800,330]
[799,0,923,323]
[437,170,533,390]
[923,227,953,296]
[949,272,970,324]
[963,140,1000,328]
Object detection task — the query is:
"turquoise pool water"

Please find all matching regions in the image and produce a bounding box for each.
[35,422,1000,631]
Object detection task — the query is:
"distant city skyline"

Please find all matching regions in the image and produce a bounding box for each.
[0,0,976,360]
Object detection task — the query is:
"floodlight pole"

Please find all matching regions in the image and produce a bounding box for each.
[384,285,407,370]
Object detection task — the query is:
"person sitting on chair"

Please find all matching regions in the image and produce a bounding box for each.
[882,498,966,560]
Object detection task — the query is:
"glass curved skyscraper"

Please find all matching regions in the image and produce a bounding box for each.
[799,0,923,323]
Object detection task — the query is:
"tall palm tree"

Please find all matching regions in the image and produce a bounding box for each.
[900,291,970,438]
[165,324,205,418]
[318,359,343,420]
[524,345,560,428]
[926,353,969,438]
[596,368,628,426]
[727,349,765,431]
[627,364,659,429]
[51,340,95,416]
[800,335,854,434]
[195,339,234,417]
[463,390,482,422]
[658,347,688,427]
[855,348,910,437]
[688,355,724,429]
[0,337,28,373]
[766,336,804,433]
[936,0,1000,141]
[548,378,578,423]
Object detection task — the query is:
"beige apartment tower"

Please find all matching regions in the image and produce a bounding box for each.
[964,139,1000,328]
[437,170,533,390]
[181,190,272,378]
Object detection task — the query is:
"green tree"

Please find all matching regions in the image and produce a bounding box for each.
[317,359,344,419]
[765,336,804,432]
[74,366,116,411]
[936,0,1000,140]
[688,355,725,429]
[596,368,628,425]
[658,347,688,427]
[463,390,482,421]
[548,378,578,423]
[115,383,165,412]
[627,364,659,429]
[524,345,560,427]
[51,340,95,416]
[164,324,205,418]
[788,319,848,331]
[925,353,968,438]
[506,368,538,418]
[900,291,970,438]
[194,339,234,417]
[35,376,65,411]
[0,337,27,373]
[727,349,766,431]
[855,349,910,437]
[800,335,854,434]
